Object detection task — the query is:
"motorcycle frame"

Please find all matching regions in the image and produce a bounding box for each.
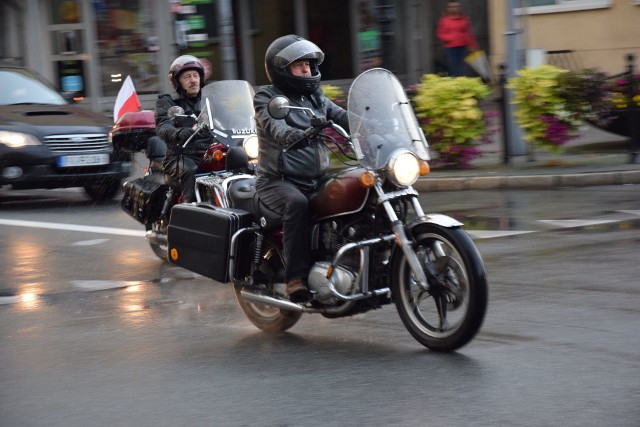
[221,170,464,308]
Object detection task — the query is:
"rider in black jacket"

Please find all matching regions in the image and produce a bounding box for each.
[254,35,349,302]
[155,55,210,203]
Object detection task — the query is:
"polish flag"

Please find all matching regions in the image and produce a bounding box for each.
[113,75,141,122]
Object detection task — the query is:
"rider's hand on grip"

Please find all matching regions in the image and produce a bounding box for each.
[285,129,306,148]
[176,127,195,144]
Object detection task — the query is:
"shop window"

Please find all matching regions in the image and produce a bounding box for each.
[94,1,160,96]
[51,0,81,24]
[518,0,612,14]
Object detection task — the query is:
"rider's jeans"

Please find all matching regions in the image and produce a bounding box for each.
[163,155,200,203]
[255,177,312,283]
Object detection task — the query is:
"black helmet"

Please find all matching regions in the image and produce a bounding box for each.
[168,55,205,93]
[265,34,324,95]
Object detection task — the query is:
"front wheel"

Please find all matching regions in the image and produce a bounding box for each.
[392,224,488,352]
[84,179,121,202]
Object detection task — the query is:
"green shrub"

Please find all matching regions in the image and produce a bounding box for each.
[411,74,492,169]
[507,65,610,152]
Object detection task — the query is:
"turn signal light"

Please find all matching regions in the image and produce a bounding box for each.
[419,160,430,176]
[213,150,224,161]
[359,171,375,188]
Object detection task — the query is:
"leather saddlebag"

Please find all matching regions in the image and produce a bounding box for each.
[121,174,168,224]
[167,203,252,283]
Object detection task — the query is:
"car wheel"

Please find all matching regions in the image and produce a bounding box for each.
[84,179,121,202]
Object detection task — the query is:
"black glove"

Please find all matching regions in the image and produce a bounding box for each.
[175,127,195,144]
[284,129,306,148]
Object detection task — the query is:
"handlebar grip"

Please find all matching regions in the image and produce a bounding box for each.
[303,126,316,138]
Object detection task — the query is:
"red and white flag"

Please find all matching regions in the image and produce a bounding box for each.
[113,75,141,122]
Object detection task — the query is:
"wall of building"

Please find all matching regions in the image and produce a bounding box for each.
[489,0,640,75]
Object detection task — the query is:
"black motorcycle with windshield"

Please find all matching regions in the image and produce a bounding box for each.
[117,80,258,259]
[166,68,488,351]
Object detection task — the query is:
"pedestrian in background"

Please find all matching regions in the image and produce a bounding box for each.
[436,0,478,77]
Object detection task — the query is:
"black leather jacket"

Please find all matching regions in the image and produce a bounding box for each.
[155,93,210,159]
[254,85,349,190]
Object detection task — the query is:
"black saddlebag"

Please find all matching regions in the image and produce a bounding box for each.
[121,174,168,224]
[167,203,252,283]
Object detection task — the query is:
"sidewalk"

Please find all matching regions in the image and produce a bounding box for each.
[415,101,640,192]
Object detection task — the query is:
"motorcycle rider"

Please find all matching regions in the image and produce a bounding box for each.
[154,55,209,203]
[254,34,350,302]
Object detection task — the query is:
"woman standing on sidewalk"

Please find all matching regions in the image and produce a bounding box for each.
[436,0,478,77]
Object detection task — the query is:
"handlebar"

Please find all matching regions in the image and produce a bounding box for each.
[181,122,209,149]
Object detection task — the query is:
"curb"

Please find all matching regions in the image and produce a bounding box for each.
[414,169,640,192]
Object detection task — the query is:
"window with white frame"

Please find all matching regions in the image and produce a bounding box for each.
[517,0,612,14]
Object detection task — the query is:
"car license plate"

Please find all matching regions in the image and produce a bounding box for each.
[57,154,110,167]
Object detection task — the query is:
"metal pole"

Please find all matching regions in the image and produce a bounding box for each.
[499,63,512,165]
[217,0,238,80]
[628,54,639,164]
[504,0,527,158]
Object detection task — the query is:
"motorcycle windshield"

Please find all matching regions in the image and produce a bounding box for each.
[200,80,256,132]
[347,68,429,170]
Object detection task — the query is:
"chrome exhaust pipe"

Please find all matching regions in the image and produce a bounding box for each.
[239,288,304,312]
[145,230,167,246]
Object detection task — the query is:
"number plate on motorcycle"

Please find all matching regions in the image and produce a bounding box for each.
[56,153,110,167]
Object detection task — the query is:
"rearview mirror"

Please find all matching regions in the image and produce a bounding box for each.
[167,106,185,118]
[267,96,291,119]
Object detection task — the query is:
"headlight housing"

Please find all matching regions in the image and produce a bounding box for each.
[0,131,41,148]
[243,135,259,159]
[387,150,420,187]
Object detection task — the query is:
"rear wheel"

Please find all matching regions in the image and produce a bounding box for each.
[392,224,487,352]
[234,240,302,333]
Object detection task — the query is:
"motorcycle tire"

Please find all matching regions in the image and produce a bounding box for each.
[391,223,488,352]
[234,239,302,333]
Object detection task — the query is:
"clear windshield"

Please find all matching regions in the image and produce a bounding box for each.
[200,80,256,132]
[347,68,429,170]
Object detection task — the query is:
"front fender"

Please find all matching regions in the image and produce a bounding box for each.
[411,213,463,229]
[389,215,464,276]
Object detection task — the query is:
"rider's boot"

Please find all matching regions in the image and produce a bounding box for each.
[286,278,311,303]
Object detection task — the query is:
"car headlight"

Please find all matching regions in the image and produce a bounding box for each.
[387,150,420,187]
[0,131,41,148]
[243,134,259,159]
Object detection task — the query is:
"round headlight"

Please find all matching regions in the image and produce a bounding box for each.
[388,150,420,187]
[243,135,259,159]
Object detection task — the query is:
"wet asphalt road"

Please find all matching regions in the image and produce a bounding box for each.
[0,185,639,426]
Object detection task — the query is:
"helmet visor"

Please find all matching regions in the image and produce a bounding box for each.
[272,39,325,69]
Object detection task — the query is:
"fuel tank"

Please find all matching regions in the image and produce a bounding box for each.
[311,167,370,219]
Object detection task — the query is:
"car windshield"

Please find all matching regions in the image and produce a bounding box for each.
[0,69,67,106]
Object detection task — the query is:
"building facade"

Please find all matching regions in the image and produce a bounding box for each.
[5,0,484,115]
[488,0,640,75]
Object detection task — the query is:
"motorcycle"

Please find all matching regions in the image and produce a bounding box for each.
[115,80,258,260]
[166,68,488,351]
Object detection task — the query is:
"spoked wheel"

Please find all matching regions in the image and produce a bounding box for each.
[145,220,168,261]
[392,224,488,352]
[234,240,302,333]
